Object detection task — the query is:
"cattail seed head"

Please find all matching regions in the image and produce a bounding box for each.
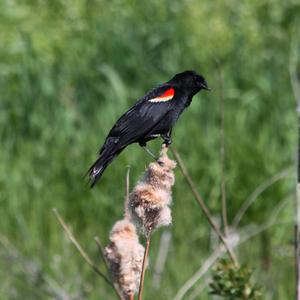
[105,219,144,298]
[127,148,176,235]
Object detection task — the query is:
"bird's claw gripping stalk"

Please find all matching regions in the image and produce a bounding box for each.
[162,135,172,147]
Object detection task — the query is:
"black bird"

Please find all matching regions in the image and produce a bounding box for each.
[88,70,209,187]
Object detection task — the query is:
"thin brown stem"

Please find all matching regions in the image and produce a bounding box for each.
[94,236,124,300]
[124,166,132,220]
[52,208,123,300]
[129,293,134,300]
[170,147,238,266]
[126,166,131,201]
[138,236,151,300]
[94,236,110,274]
[217,66,229,236]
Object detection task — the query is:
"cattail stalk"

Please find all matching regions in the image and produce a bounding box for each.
[138,236,151,300]
[126,145,176,299]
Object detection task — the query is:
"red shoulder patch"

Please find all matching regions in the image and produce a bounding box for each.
[149,88,175,103]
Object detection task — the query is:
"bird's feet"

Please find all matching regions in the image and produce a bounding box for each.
[162,134,172,147]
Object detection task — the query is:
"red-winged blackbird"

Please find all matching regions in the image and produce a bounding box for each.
[88,70,209,187]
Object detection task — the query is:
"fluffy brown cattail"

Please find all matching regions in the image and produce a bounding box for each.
[127,146,176,235]
[105,219,145,299]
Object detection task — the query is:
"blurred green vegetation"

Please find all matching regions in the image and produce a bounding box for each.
[210,259,262,300]
[0,0,299,299]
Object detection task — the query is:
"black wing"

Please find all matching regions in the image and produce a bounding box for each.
[99,84,174,154]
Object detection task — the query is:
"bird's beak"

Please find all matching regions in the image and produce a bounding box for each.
[201,82,211,91]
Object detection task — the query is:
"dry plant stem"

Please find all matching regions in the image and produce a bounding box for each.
[217,66,229,237]
[94,237,110,274]
[52,208,123,300]
[138,236,151,300]
[170,147,238,266]
[52,208,111,285]
[124,166,131,219]
[129,294,134,300]
[126,166,131,200]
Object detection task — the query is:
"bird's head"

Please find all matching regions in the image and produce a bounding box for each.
[169,70,210,94]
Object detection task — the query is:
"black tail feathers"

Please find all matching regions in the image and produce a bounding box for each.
[87,153,116,188]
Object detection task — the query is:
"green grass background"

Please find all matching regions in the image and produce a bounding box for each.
[0,0,299,299]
